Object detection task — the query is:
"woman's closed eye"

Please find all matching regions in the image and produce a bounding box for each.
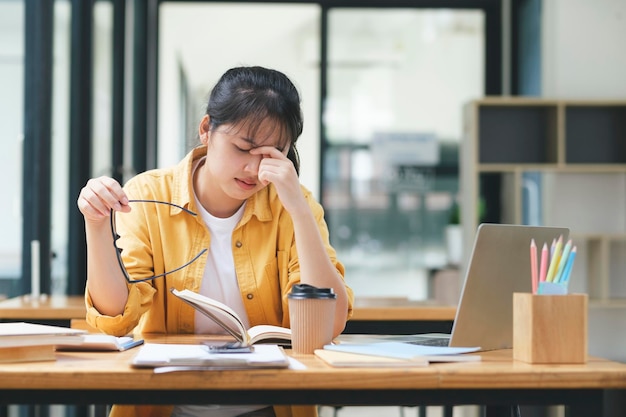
[235,144,253,153]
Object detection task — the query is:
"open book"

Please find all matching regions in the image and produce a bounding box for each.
[170,288,291,347]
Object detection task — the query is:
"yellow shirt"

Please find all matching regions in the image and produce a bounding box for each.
[85,145,353,417]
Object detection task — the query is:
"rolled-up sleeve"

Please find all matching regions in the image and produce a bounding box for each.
[85,283,156,336]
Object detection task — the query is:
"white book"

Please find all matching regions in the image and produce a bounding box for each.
[0,322,86,348]
[314,349,429,368]
[56,334,144,352]
[324,342,481,363]
[170,288,291,347]
[131,343,290,370]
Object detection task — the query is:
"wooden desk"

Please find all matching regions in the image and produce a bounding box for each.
[352,297,456,321]
[0,295,85,320]
[0,335,624,417]
[0,295,456,334]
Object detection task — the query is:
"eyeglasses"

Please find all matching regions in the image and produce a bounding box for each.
[110,199,207,283]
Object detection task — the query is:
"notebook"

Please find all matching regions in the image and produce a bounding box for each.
[338,223,569,351]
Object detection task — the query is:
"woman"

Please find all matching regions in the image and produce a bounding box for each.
[77,66,354,417]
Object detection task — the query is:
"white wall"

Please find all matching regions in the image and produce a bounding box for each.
[542,0,626,98]
[542,0,626,363]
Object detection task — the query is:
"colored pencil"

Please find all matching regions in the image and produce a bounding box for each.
[561,246,578,284]
[546,235,563,283]
[553,239,572,283]
[530,239,538,294]
[539,242,549,284]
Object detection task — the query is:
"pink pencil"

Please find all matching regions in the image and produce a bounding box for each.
[539,242,549,285]
[530,239,538,294]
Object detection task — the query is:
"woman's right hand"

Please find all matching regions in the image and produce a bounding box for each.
[77,176,131,223]
[79,177,133,317]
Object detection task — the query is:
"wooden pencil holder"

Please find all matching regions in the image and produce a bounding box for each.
[513,292,588,364]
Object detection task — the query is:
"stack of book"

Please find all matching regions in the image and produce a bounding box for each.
[0,322,86,363]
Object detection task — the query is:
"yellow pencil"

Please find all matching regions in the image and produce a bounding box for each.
[545,235,563,283]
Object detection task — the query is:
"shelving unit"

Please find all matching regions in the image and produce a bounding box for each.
[461,98,626,305]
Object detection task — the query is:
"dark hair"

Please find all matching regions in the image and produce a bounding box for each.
[205,66,303,175]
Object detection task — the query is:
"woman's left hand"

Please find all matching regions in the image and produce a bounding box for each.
[250,146,307,214]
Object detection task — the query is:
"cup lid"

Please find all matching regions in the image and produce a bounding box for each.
[287,283,337,299]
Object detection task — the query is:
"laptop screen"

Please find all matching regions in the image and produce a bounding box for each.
[449,224,569,351]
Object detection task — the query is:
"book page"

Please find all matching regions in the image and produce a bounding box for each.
[171,289,292,346]
[247,325,291,345]
[171,289,247,343]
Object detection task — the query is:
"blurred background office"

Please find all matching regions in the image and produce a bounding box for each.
[1,0,626,359]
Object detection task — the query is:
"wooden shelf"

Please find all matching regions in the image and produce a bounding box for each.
[461,98,626,304]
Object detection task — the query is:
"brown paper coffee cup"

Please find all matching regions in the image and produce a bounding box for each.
[288,284,337,355]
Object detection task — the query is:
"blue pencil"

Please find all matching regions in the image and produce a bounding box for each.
[560,246,578,284]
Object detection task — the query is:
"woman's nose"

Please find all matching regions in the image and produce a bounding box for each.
[244,153,263,173]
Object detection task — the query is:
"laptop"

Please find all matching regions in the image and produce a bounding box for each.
[406,223,569,351]
[338,223,569,351]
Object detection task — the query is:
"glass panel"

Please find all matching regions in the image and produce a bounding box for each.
[0,0,24,296]
[50,0,72,295]
[92,1,113,177]
[49,2,113,295]
[324,9,484,300]
[158,3,321,196]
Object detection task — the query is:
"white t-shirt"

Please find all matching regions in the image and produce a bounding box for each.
[172,161,264,417]
[194,198,249,334]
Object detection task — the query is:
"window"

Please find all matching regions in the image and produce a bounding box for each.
[323,9,484,299]
[0,0,24,296]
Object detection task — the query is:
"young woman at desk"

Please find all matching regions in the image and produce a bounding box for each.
[77,66,354,417]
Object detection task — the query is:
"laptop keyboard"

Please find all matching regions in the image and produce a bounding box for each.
[406,338,450,347]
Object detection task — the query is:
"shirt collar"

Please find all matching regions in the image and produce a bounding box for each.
[168,146,204,216]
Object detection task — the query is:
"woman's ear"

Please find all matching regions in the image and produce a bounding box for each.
[198,115,211,144]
